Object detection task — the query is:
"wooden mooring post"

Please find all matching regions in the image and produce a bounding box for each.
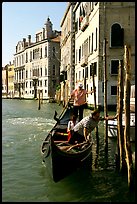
[116,60,125,171]
[103,38,108,154]
[123,45,134,189]
[116,45,134,190]
[92,63,99,144]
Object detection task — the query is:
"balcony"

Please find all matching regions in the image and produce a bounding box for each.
[81,16,89,32]
[80,56,88,67]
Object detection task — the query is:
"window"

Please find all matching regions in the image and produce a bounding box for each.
[40,48,42,58]
[85,67,88,78]
[75,20,78,33]
[111,86,117,95]
[79,71,81,81]
[33,48,40,59]
[111,23,124,47]
[26,52,28,63]
[93,62,97,75]
[90,62,97,76]
[102,82,104,93]
[53,65,55,75]
[95,28,97,50]
[22,70,24,79]
[53,47,55,58]
[40,80,42,87]
[111,60,119,75]
[75,50,78,64]
[79,46,81,62]
[76,73,77,82]
[45,80,47,87]
[86,84,88,92]
[30,51,32,62]
[88,36,91,54]
[40,67,42,76]
[26,70,28,79]
[90,65,92,76]
[45,67,47,76]
[91,33,93,53]
[45,46,47,57]
[83,69,84,78]
[83,38,88,57]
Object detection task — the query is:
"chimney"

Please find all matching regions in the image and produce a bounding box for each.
[23,38,26,47]
[28,35,31,46]
[42,28,45,40]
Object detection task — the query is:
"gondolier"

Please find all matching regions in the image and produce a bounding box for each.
[69,83,95,121]
[69,109,117,144]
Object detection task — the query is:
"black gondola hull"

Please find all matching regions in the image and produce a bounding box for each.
[41,104,93,182]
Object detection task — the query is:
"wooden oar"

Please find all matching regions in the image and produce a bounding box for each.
[58,141,87,151]
[66,141,88,152]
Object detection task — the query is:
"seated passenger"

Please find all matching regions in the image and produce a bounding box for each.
[67,114,77,142]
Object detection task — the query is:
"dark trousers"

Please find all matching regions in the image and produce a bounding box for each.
[73,104,86,121]
[69,130,85,144]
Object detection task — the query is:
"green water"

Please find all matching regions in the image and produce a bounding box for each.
[2,99,135,202]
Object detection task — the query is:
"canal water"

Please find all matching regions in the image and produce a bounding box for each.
[2,99,135,202]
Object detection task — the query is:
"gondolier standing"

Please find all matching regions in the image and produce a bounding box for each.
[69,83,95,121]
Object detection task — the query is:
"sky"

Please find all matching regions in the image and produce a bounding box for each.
[2,2,68,67]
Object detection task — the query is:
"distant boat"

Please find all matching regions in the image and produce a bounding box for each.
[108,85,135,142]
[40,103,93,182]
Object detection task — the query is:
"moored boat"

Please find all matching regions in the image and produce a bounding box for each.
[41,103,93,182]
[108,85,135,142]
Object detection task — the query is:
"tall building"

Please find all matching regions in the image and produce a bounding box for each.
[60,2,76,106]
[14,17,61,100]
[72,2,135,108]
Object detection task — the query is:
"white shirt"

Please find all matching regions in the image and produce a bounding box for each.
[73,115,99,136]
[67,121,75,131]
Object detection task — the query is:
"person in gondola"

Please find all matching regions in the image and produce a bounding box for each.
[67,114,77,142]
[69,109,118,144]
[69,83,95,122]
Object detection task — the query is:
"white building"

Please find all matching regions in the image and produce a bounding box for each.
[60,2,76,105]
[73,2,135,108]
[14,17,61,100]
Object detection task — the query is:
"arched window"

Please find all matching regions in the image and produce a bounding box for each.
[111,23,124,47]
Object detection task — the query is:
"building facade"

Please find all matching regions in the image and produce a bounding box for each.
[2,66,8,98]
[7,61,14,98]
[60,2,76,106]
[14,17,61,100]
[2,62,14,98]
[72,2,135,108]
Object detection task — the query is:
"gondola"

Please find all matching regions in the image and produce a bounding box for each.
[41,103,93,182]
